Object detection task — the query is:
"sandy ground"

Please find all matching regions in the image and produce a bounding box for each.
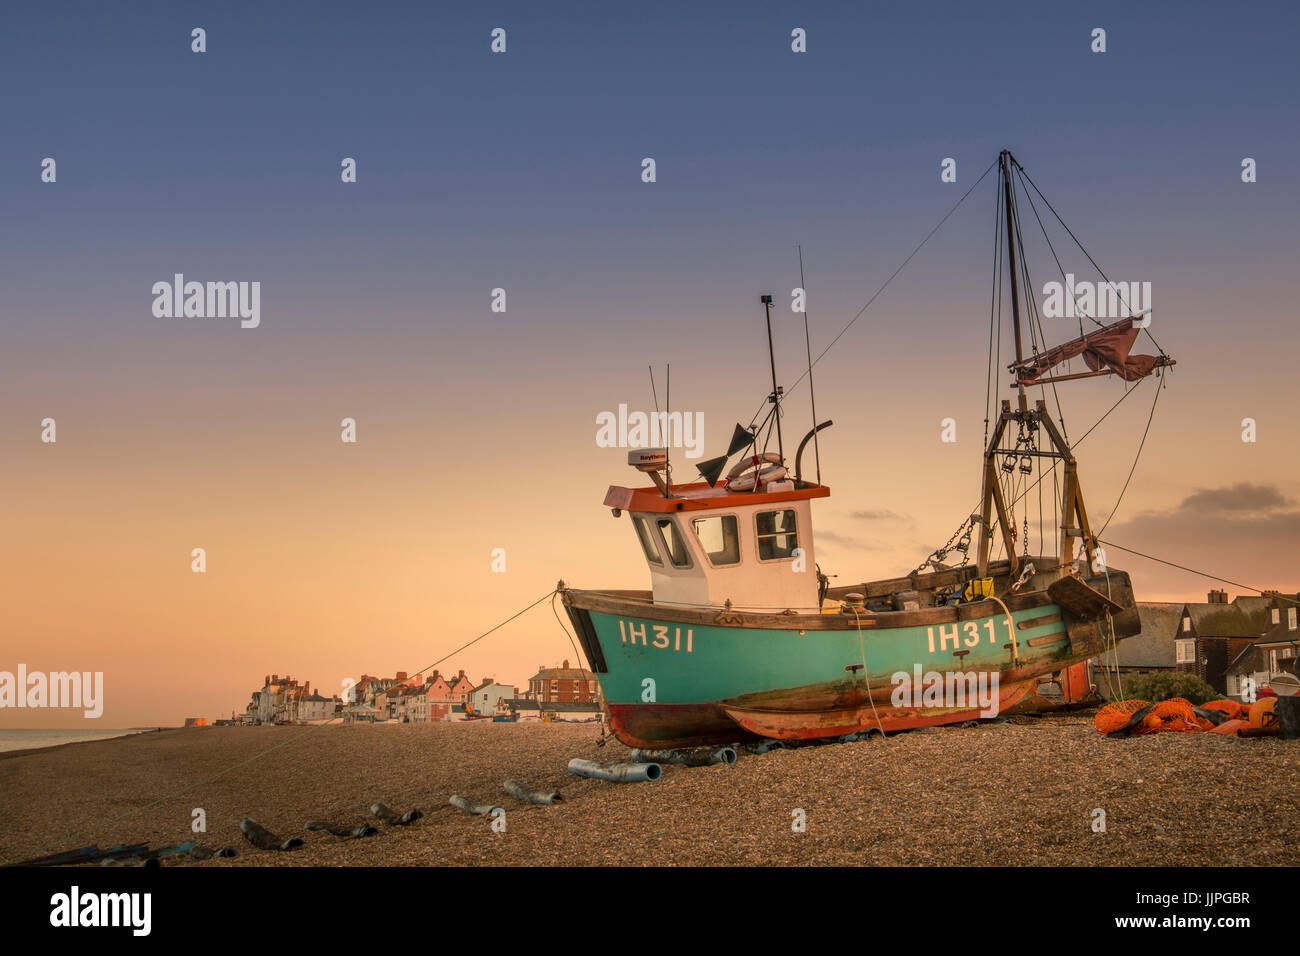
[1,715,1296,866]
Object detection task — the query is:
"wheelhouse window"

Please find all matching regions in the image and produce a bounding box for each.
[692,514,740,567]
[632,516,662,566]
[756,509,798,560]
[655,518,693,568]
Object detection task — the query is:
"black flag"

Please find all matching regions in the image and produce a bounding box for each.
[726,424,754,457]
[696,455,729,488]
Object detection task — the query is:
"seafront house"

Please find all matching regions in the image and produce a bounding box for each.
[1173,591,1273,694]
[243,675,339,724]
[446,670,474,705]
[298,691,340,722]
[468,679,517,716]
[255,674,303,723]
[525,660,601,704]
[365,672,419,720]
[408,670,457,722]
[392,683,427,722]
[1226,592,1300,700]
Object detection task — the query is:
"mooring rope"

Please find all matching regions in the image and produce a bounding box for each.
[0,587,561,866]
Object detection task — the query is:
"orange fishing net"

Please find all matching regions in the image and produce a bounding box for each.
[1201,699,1249,720]
[1097,697,1225,735]
[1148,698,1200,731]
[1095,699,1150,734]
[1151,698,1194,719]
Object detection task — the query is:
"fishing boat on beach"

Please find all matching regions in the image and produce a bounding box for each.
[562,150,1174,749]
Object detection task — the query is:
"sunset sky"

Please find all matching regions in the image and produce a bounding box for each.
[3,1,1297,727]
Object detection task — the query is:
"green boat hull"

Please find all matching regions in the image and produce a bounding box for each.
[563,570,1137,747]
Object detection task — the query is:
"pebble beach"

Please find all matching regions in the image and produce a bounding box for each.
[2,715,1296,867]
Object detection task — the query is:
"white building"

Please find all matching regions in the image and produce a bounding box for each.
[469,680,517,717]
[299,693,339,722]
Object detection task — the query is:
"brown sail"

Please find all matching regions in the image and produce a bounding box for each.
[1012,317,1169,385]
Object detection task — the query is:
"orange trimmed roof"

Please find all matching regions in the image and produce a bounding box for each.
[603,481,829,514]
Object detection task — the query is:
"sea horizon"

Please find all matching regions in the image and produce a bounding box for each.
[0,727,161,755]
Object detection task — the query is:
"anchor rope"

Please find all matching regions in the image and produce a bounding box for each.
[0,588,561,867]
[851,607,888,738]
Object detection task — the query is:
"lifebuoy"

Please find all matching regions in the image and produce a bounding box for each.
[726,452,787,491]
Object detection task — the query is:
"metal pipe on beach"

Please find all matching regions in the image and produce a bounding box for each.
[306,821,379,838]
[503,780,564,804]
[630,746,737,767]
[370,802,424,825]
[566,758,661,782]
[449,794,504,815]
[239,818,304,851]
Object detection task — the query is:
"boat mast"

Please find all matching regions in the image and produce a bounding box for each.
[976,149,1101,581]
[1000,149,1028,415]
[761,294,785,462]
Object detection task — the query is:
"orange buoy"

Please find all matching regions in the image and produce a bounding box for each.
[1248,698,1278,728]
[1210,718,1248,735]
[1202,699,1248,720]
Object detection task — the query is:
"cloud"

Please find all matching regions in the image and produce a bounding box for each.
[817,530,886,551]
[1100,482,1300,597]
[848,509,911,522]
[1179,482,1294,514]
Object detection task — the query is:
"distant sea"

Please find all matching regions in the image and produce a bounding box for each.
[0,728,154,754]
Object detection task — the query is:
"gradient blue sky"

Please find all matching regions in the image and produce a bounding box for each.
[3,1,1298,724]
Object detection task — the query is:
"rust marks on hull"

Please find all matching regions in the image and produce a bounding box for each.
[1026,633,1064,647]
[1018,612,1062,630]
[723,678,1036,740]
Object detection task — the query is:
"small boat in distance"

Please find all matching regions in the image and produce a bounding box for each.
[562,150,1174,749]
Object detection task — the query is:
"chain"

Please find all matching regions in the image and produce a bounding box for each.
[915,514,976,574]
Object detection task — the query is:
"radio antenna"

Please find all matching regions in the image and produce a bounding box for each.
[664,363,672,495]
[648,365,670,498]
[798,245,821,485]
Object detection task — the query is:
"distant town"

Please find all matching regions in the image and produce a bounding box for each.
[180,588,1299,729]
[185,660,604,727]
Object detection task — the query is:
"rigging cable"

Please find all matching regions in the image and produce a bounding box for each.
[0,587,564,866]
[1016,166,1104,336]
[745,157,1001,430]
[551,592,588,677]
[1004,375,1151,515]
[1007,166,1070,445]
[1016,165,1169,359]
[1096,541,1300,610]
[1095,372,1164,538]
